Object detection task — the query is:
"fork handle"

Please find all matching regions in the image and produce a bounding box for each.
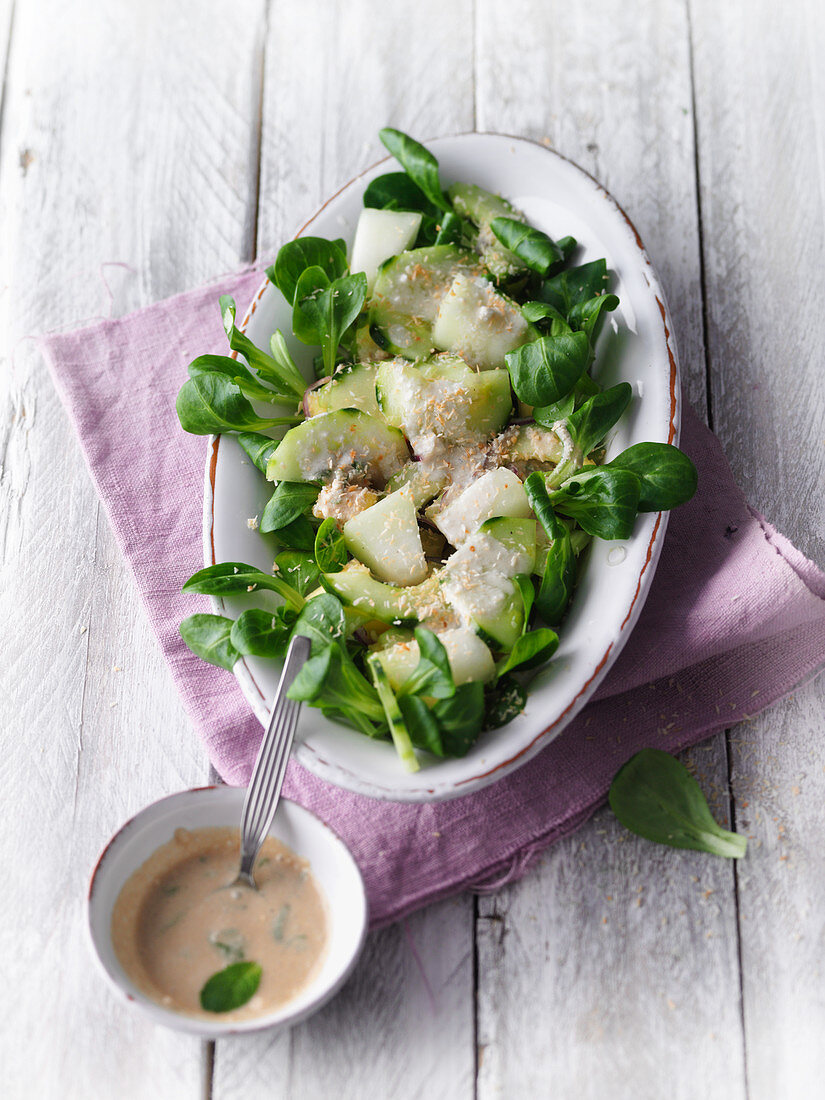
[238,633,311,882]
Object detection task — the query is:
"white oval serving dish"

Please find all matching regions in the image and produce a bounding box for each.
[205,132,680,803]
[88,789,368,1036]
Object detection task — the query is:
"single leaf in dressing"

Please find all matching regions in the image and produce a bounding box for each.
[200,961,262,1013]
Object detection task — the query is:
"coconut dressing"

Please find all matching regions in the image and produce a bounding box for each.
[111,826,328,1020]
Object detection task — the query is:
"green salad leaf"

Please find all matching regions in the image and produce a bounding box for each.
[314,517,348,574]
[496,628,559,677]
[483,676,528,730]
[261,482,320,534]
[220,296,306,400]
[230,607,295,659]
[524,473,576,626]
[182,562,305,612]
[363,171,440,217]
[180,614,239,671]
[606,442,698,512]
[187,354,279,403]
[551,466,641,540]
[379,127,451,213]
[609,749,747,858]
[176,374,301,436]
[275,550,321,597]
[505,331,591,407]
[291,593,347,654]
[490,217,564,275]
[538,258,611,318]
[398,628,455,700]
[399,681,485,758]
[236,432,279,473]
[267,237,348,306]
[292,268,368,376]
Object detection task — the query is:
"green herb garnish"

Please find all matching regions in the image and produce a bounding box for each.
[199,961,262,1013]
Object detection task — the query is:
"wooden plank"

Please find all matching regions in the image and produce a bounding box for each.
[474,2,748,1095]
[477,751,744,1099]
[214,897,475,1099]
[0,1,265,1095]
[691,1,825,1094]
[256,0,475,253]
[212,3,477,1097]
[476,0,709,416]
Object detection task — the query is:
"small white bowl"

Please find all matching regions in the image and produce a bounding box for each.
[87,787,368,1036]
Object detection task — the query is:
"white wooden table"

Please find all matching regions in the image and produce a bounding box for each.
[2,2,824,1097]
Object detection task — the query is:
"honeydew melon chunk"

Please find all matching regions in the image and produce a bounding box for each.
[432,273,534,370]
[375,355,512,447]
[266,409,408,486]
[304,362,380,418]
[431,467,532,547]
[343,488,427,586]
[385,461,450,509]
[377,626,496,692]
[350,208,422,292]
[478,516,537,573]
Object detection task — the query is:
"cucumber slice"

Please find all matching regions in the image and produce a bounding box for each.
[304,362,380,418]
[444,528,535,582]
[321,563,443,626]
[350,208,422,292]
[373,625,415,650]
[369,245,480,359]
[343,488,427,586]
[472,586,524,650]
[448,182,527,278]
[355,321,390,362]
[375,356,512,447]
[377,627,496,692]
[432,273,535,370]
[266,409,408,485]
[385,461,450,508]
[478,516,537,573]
[440,540,525,651]
[430,467,532,547]
[505,424,564,465]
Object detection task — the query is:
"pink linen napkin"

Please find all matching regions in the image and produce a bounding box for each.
[42,267,825,928]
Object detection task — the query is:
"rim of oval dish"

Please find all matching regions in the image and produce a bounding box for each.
[203,131,681,803]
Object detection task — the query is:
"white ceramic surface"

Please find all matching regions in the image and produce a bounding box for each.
[87,789,368,1036]
[206,133,680,802]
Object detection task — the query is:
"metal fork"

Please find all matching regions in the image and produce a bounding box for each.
[233,633,311,890]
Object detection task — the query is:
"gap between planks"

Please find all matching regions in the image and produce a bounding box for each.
[685,2,751,1091]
